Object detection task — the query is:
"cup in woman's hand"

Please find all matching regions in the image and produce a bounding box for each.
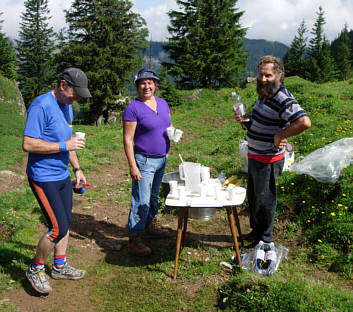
[167,127,175,141]
[173,129,183,143]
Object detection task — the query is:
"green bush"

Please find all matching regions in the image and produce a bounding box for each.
[218,272,353,311]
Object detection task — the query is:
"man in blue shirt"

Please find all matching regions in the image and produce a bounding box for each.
[23,67,91,294]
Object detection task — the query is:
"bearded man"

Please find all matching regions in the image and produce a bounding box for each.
[235,55,311,244]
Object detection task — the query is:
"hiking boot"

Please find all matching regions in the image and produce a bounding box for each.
[241,230,259,242]
[51,263,86,280]
[144,220,169,238]
[129,235,151,256]
[26,264,52,294]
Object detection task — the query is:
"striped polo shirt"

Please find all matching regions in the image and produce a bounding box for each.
[246,84,307,160]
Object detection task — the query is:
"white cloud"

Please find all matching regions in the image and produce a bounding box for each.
[131,0,178,41]
[2,0,72,39]
[237,0,353,45]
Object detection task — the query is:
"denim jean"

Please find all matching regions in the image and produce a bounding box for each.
[247,157,284,243]
[128,153,168,236]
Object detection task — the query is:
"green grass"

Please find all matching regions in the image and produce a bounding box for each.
[0,74,353,311]
[0,75,26,171]
[218,271,353,311]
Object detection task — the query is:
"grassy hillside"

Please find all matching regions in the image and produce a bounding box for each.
[0,75,26,171]
[0,74,352,311]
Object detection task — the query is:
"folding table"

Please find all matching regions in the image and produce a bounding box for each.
[165,187,246,279]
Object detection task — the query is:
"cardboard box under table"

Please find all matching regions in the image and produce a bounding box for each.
[166,187,246,279]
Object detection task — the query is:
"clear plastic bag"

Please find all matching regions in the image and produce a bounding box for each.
[290,138,353,183]
[239,139,248,173]
[238,140,294,173]
[235,244,289,275]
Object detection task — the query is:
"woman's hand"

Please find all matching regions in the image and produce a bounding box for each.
[130,165,142,181]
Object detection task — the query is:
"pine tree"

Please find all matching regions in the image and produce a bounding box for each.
[306,6,336,82]
[164,0,247,89]
[15,0,57,107]
[331,25,351,80]
[0,13,17,80]
[349,30,353,66]
[283,20,308,78]
[56,0,148,125]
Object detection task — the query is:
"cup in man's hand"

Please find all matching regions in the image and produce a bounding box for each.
[75,132,86,138]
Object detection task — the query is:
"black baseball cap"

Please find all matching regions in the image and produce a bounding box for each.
[134,69,160,85]
[60,67,92,98]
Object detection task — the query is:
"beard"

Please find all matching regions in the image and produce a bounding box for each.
[256,77,282,98]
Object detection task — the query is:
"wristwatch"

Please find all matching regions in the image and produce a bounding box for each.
[73,167,82,173]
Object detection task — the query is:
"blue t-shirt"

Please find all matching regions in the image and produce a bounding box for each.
[122,96,171,157]
[24,91,73,182]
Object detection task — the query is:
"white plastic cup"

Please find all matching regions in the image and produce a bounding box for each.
[167,127,175,141]
[228,188,237,201]
[214,183,222,200]
[178,186,186,200]
[75,132,86,138]
[173,129,183,143]
[198,183,207,197]
[169,180,178,196]
[201,166,210,182]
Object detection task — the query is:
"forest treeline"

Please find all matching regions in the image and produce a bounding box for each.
[0,1,352,124]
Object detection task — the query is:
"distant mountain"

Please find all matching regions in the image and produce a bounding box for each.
[244,39,289,75]
[141,39,289,77]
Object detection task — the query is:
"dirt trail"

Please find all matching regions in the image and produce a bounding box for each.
[1,155,252,312]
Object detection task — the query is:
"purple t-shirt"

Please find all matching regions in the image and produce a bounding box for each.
[122,96,172,156]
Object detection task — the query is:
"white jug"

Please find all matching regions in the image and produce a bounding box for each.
[179,162,201,193]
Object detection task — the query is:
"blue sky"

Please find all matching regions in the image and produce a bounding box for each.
[2,0,353,46]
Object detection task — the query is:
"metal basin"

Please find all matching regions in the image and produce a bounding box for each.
[188,207,216,221]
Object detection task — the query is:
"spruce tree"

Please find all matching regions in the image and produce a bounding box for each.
[0,13,17,80]
[331,25,351,80]
[306,6,336,82]
[283,20,308,78]
[349,30,353,66]
[56,0,148,125]
[15,0,57,107]
[164,0,248,89]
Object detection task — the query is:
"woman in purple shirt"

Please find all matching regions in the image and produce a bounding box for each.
[123,69,172,256]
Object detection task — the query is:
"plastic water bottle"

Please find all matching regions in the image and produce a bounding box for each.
[232,92,246,115]
[71,180,90,194]
[253,240,265,274]
[263,242,277,275]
